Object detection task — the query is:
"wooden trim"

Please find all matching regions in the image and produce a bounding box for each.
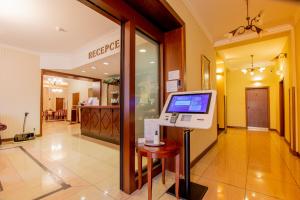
[245,87,270,129]
[190,139,218,168]
[290,87,296,151]
[284,137,291,145]
[81,0,164,42]
[120,20,136,194]
[40,70,43,136]
[227,125,247,129]
[279,80,285,136]
[77,0,186,194]
[269,128,280,134]
[40,69,102,138]
[1,138,14,142]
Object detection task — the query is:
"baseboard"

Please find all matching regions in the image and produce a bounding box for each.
[190,139,218,168]
[269,128,279,134]
[227,125,246,129]
[1,137,14,142]
[284,138,290,145]
[1,133,42,143]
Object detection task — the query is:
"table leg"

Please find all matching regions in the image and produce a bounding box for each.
[138,151,142,189]
[147,155,153,200]
[175,154,180,199]
[162,158,165,184]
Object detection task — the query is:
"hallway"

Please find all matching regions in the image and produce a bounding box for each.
[0,126,299,199]
[186,128,300,200]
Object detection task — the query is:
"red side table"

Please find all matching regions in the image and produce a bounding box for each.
[136,140,180,200]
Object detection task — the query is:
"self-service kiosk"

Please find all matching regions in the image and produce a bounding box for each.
[159,90,216,199]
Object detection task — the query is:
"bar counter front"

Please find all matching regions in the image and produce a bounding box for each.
[80,105,120,144]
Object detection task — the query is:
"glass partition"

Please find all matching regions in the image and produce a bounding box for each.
[135,31,160,142]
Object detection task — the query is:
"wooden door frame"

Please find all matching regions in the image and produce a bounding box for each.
[279,80,285,136]
[245,87,270,129]
[78,0,185,194]
[40,69,101,137]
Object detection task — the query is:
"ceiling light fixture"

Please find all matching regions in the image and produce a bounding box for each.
[139,49,147,53]
[104,72,109,75]
[149,61,155,64]
[103,62,109,65]
[241,55,266,76]
[91,66,96,70]
[81,70,86,73]
[226,0,263,38]
[55,26,67,32]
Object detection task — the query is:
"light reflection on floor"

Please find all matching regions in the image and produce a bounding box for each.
[0,122,300,199]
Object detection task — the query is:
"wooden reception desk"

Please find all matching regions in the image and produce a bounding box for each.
[80,105,120,144]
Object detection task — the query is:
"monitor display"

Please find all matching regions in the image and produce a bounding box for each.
[166,93,211,114]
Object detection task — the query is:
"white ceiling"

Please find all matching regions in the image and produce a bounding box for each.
[184,0,300,42]
[55,33,157,80]
[218,36,288,70]
[0,0,119,53]
[56,53,121,80]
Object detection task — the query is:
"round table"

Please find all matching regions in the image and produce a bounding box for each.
[0,123,7,145]
[136,140,180,200]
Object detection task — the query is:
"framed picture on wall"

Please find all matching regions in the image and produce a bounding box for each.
[201,55,211,90]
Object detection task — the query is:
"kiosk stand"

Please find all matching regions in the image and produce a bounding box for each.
[159,90,216,200]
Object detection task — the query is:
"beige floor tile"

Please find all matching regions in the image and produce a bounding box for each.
[1,123,300,200]
[245,191,280,200]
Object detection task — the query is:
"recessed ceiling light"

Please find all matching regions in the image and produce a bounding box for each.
[139,49,147,53]
[91,66,96,70]
[103,62,109,65]
[104,72,109,75]
[81,70,86,73]
[55,26,67,32]
[149,61,155,64]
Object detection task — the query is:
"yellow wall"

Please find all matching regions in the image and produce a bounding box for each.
[294,20,300,152]
[167,0,217,162]
[226,66,281,129]
[216,62,226,128]
[0,46,41,139]
[282,39,292,142]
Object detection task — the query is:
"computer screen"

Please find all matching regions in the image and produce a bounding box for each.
[166,93,211,114]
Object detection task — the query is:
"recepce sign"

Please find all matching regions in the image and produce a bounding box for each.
[88,39,120,59]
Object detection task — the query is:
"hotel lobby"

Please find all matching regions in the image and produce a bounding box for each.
[1,0,300,200]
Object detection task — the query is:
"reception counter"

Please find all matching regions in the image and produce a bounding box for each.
[80,105,120,144]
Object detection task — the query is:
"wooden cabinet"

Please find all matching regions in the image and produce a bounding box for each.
[80,106,120,144]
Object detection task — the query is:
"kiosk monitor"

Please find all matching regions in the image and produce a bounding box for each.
[159,90,216,129]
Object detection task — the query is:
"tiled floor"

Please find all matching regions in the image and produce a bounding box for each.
[0,122,300,199]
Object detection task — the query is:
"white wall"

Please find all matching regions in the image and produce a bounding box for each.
[0,46,40,139]
[43,87,68,111]
[167,0,217,161]
[67,79,93,120]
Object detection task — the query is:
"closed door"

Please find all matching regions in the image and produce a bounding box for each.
[246,88,269,128]
[56,98,64,111]
[72,93,80,106]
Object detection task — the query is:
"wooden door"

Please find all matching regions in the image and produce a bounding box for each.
[72,93,80,106]
[56,98,64,111]
[279,81,285,136]
[246,88,269,128]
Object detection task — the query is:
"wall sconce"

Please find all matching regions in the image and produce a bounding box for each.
[216,68,224,80]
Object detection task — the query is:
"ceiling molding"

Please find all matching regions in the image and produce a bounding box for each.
[0,43,40,56]
[181,0,214,43]
[214,24,293,47]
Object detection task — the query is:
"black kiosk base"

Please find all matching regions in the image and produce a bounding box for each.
[166,129,208,200]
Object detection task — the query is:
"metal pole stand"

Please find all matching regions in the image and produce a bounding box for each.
[166,128,208,199]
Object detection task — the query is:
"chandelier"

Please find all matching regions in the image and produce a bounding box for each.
[46,77,67,93]
[227,0,263,37]
[241,55,265,76]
